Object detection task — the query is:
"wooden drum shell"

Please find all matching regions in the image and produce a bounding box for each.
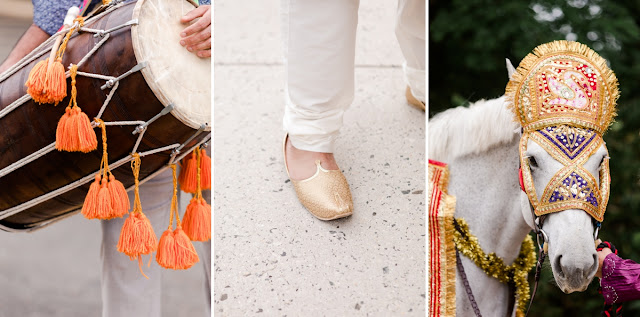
[0,0,209,230]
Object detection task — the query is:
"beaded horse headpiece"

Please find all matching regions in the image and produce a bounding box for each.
[506,40,619,222]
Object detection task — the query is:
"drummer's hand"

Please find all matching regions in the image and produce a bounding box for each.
[180,5,211,58]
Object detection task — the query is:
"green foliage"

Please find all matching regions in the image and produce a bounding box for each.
[430,0,640,315]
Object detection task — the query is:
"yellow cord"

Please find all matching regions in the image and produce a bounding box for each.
[131,153,142,213]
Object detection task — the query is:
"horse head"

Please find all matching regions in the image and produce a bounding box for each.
[506,41,619,294]
[519,131,608,292]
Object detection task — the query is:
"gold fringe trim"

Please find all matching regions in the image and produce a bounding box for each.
[505,40,620,134]
[428,161,457,317]
[453,217,537,316]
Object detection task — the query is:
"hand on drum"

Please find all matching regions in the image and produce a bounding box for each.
[180,5,212,58]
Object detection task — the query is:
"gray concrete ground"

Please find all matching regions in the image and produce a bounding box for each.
[0,3,208,317]
[214,1,426,316]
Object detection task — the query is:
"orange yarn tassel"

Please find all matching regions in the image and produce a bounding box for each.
[182,150,211,241]
[96,178,113,219]
[156,225,199,270]
[55,107,73,150]
[25,15,84,105]
[108,175,130,218]
[25,59,50,104]
[81,174,101,219]
[156,164,199,270]
[178,149,199,193]
[172,226,199,268]
[76,108,97,152]
[117,153,157,278]
[200,149,211,190]
[182,197,211,242]
[55,65,97,153]
[45,59,67,104]
[81,120,128,220]
[156,229,176,268]
[177,151,192,186]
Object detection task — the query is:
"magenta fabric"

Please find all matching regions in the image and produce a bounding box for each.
[601,253,640,304]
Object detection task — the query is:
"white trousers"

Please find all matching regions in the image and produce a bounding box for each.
[100,167,211,317]
[281,0,425,153]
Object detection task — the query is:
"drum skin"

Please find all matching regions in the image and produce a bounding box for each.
[0,0,209,230]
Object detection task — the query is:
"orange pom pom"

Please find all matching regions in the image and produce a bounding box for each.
[44,59,67,105]
[107,175,129,218]
[178,153,198,193]
[156,227,199,270]
[200,149,211,190]
[178,152,192,185]
[55,107,72,151]
[156,229,177,269]
[25,59,50,104]
[117,212,158,263]
[75,108,97,152]
[95,178,114,219]
[173,226,199,268]
[56,107,96,153]
[81,174,101,219]
[182,197,211,242]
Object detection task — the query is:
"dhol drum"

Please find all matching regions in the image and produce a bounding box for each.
[0,0,211,231]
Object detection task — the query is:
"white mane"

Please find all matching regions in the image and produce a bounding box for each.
[428,96,520,162]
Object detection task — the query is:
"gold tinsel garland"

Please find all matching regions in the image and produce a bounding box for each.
[453,217,537,317]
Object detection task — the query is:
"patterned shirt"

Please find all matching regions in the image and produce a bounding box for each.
[33,0,211,35]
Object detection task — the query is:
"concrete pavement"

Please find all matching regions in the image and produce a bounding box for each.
[214,1,426,316]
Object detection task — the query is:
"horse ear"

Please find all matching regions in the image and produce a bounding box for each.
[506,58,516,80]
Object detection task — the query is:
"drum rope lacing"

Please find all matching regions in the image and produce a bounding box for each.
[0,2,211,229]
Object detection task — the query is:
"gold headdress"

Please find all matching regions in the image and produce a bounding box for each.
[507,41,618,222]
[506,40,619,134]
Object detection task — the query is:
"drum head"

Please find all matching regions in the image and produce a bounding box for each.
[131,0,211,131]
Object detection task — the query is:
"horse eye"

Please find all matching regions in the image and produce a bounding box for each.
[528,156,538,168]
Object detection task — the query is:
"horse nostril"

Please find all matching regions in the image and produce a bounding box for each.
[554,255,565,278]
[587,253,598,278]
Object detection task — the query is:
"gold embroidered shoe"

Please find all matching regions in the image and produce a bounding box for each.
[283,135,353,220]
[405,86,425,111]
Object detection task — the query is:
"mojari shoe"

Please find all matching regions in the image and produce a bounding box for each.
[283,134,353,220]
[405,86,425,111]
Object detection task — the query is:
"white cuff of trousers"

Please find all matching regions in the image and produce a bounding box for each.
[403,61,425,103]
[283,103,343,153]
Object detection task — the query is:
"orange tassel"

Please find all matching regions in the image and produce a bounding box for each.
[156,164,199,270]
[156,229,176,269]
[45,58,67,105]
[107,175,129,218]
[182,197,211,242]
[96,178,113,219]
[182,149,211,241]
[200,149,211,190]
[172,226,199,268]
[55,65,97,153]
[178,149,199,193]
[82,120,127,220]
[117,153,157,278]
[177,151,192,186]
[117,211,157,260]
[55,107,73,151]
[25,18,84,104]
[75,108,97,152]
[25,59,50,104]
[81,174,101,219]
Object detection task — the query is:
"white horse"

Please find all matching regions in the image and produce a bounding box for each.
[429,61,604,316]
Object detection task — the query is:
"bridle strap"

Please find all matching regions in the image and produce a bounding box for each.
[456,251,483,317]
[525,248,546,316]
[523,186,548,317]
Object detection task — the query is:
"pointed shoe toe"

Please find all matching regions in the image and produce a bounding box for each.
[291,161,353,220]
